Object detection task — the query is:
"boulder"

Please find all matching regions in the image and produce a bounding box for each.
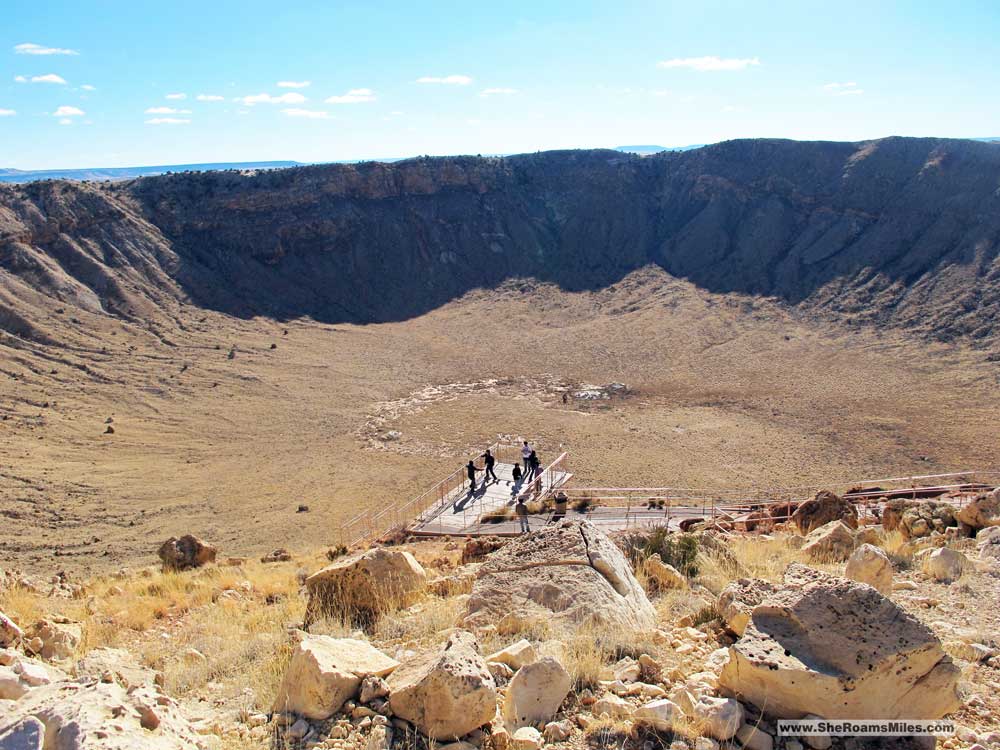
[801,520,856,561]
[718,564,961,719]
[0,679,208,749]
[304,548,427,625]
[0,654,68,700]
[633,698,683,732]
[0,611,21,649]
[272,635,399,720]
[486,640,536,670]
[845,543,893,594]
[157,535,217,571]
[691,695,743,740]
[592,693,633,719]
[791,491,858,535]
[736,724,774,750]
[24,619,81,662]
[387,631,496,740]
[463,521,656,633]
[543,719,574,743]
[717,579,778,636]
[502,657,572,728]
[922,548,968,582]
[956,490,1000,531]
[511,726,543,750]
[643,557,687,590]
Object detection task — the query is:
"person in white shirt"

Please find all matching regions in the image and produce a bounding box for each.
[521,441,532,474]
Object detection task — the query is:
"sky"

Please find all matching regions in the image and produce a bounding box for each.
[1,0,999,170]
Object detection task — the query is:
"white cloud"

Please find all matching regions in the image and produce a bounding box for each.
[657,56,760,71]
[0,109,16,117]
[31,73,68,84]
[480,87,517,97]
[14,42,79,56]
[145,106,192,114]
[277,81,311,88]
[324,88,375,104]
[165,93,187,100]
[238,92,307,105]
[58,118,73,125]
[824,81,864,96]
[282,108,331,119]
[416,75,472,85]
[14,75,27,83]
[145,117,190,125]
[196,94,224,101]
[53,105,84,117]
[80,84,96,91]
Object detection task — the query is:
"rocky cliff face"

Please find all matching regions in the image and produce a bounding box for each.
[2,137,999,344]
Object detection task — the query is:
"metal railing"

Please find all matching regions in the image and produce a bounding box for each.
[338,440,522,548]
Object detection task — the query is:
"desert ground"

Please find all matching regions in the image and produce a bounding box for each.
[2,266,999,576]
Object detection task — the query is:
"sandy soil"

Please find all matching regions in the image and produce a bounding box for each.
[2,267,999,575]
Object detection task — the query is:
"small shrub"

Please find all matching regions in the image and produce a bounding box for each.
[482,507,513,524]
[572,497,594,513]
[620,526,700,577]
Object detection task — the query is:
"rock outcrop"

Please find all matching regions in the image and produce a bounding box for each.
[272,635,399,720]
[157,535,217,571]
[717,579,778,636]
[387,631,497,741]
[791,492,858,535]
[956,489,1000,531]
[882,500,957,540]
[304,548,427,625]
[801,520,857,561]
[463,520,656,633]
[718,564,961,719]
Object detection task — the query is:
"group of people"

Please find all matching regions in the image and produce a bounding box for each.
[464,441,541,495]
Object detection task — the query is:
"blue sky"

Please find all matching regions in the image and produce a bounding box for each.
[2,0,999,169]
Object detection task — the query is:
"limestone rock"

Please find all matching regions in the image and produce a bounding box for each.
[736,723,773,750]
[956,490,1000,531]
[359,675,390,704]
[801,520,856,562]
[593,692,633,718]
[643,557,687,590]
[305,548,427,624]
[0,679,207,749]
[512,726,543,750]
[0,654,68,700]
[633,698,683,732]
[691,695,743,740]
[486,640,536,670]
[922,548,968,582]
[717,579,778,636]
[463,521,656,633]
[884,501,957,540]
[543,719,574,742]
[273,635,398,720]
[0,612,21,649]
[502,656,572,728]
[845,543,893,594]
[157,535,217,571]
[718,564,961,719]
[387,631,496,741]
[791,491,858,535]
[24,619,81,662]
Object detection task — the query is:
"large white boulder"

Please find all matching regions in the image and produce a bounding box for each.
[718,564,961,719]
[273,635,398,720]
[801,520,856,562]
[922,548,968,582]
[691,695,744,740]
[463,521,656,633]
[717,579,778,636]
[305,548,427,624]
[633,698,683,732]
[845,543,893,594]
[387,630,497,741]
[502,657,572,728]
[486,640,536,670]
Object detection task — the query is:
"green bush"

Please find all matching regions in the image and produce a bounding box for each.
[620,525,700,577]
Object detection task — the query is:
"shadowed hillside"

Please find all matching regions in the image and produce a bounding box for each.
[2,137,1000,344]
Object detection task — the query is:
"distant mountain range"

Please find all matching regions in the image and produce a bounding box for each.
[3,139,999,183]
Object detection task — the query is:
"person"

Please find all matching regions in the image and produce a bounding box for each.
[528,449,540,479]
[466,459,478,493]
[481,448,498,483]
[521,441,532,474]
[511,462,522,484]
[515,497,529,533]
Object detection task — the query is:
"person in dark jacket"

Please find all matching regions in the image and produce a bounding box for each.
[466,460,479,493]
[481,448,498,483]
[528,450,540,479]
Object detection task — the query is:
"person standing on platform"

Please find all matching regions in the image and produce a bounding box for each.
[466,459,479,493]
[516,497,530,533]
[481,448,498,483]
